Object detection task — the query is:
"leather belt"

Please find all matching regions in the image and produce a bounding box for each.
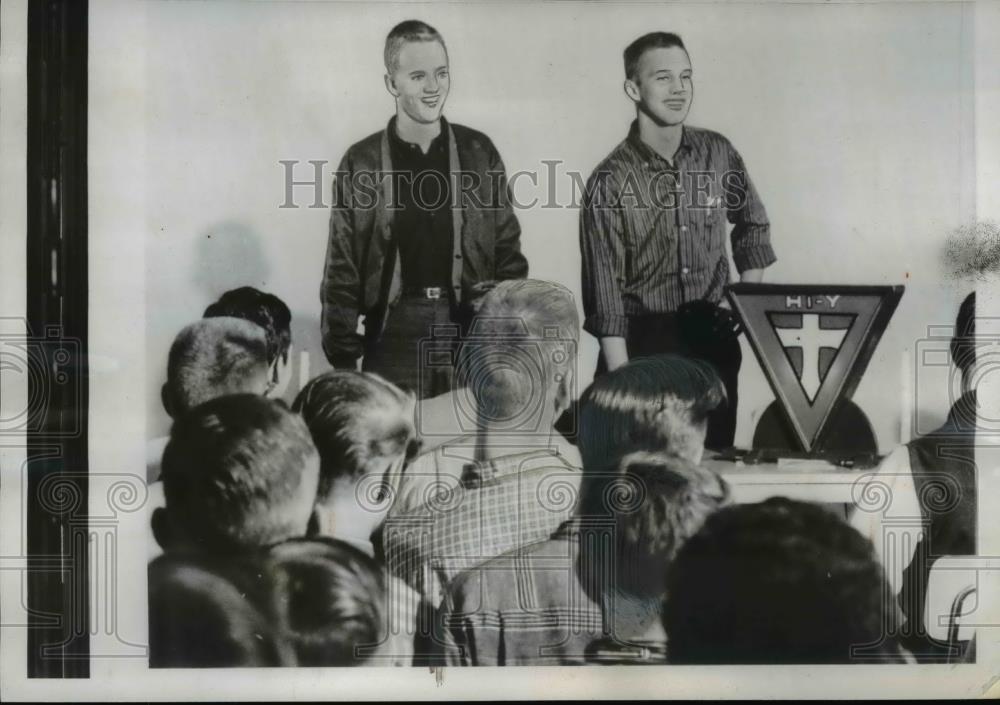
[402,286,445,300]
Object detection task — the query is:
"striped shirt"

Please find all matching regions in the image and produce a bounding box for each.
[580,121,776,338]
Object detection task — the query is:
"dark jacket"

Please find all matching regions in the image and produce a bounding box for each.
[321,119,528,365]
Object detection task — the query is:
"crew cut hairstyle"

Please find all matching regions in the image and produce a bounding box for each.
[266,537,385,666]
[204,286,293,368]
[460,278,579,421]
[384,19,446,74]
[161,394,320,553]
[293,370,417,502]
[624,31,686,81]
[164,317,269,417]
[607,451,729,601]
[663,497,906,664]
[577,354,725,482]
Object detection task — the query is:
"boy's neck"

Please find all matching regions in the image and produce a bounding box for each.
[314,495,384,551]
[473,405,565,462]
[606,590,668,641]
[637,111,683,164]
[395,110,442,153]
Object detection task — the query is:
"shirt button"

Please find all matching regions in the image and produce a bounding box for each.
[681,267,690,274]
[681,226,688,232]
[455,254,462,260]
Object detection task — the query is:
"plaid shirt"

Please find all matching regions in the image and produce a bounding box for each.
[580,121,776,338]
[384,439,582,606]
[435,519,668,666]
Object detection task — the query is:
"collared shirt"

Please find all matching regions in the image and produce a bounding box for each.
[387,116,453,290]
[580,121,776,338]
[384,438,583,606]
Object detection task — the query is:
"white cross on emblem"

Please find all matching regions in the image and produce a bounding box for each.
[775,314,847,402]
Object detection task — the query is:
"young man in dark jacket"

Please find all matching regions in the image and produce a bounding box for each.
[321,20,528,399]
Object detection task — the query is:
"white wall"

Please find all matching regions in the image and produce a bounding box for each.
[142,0,975,451]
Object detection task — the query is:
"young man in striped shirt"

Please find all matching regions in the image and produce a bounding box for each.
[579,32,777,449]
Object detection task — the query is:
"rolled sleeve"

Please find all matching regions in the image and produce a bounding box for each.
[580,172,629,339]
[732,236,777,273]
[726,143,776,274]
[584,313,629,338]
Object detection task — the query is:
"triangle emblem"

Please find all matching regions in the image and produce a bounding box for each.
[726,284,904,453]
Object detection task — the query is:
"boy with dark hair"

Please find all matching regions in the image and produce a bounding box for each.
[266,537,388,666]
[149,555,294,668]
[321,19,528,398]
[580,30,776,448]
[151,394,319,555]
[204,286,294,398]
[665,497,907,664]
[850,291,977,660]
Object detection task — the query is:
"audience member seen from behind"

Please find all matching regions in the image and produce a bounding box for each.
[577,353,725,479]
[148,317,271,485]
[437,355,729,665]
[584,450,730,664]
[152,394,319,558]
[149,555,293,668]
[293,370,418,553]
[266,537,389,666]
[204,286,294,399]
[850,291,977,660]
[664,497,908,664]
[293,370,421,665]
[397,278,582,510]
[385,279,582,606]
[160,317,271,420]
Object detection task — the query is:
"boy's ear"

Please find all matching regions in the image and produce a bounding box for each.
[384,73,400,98]
[161,384,175,418]
[554,367,574,418]
[151,507,173,551]
[624,78,641,104]
[306,510,320,538]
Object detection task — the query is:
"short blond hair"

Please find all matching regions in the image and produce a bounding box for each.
[384,19,446,73]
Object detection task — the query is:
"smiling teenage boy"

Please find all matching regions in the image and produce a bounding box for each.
[321,20,528,399]
[579,32,776,449]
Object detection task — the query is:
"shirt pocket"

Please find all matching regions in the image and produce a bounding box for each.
[690,190,726,263]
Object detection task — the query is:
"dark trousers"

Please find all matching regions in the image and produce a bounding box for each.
[363,296,456,400]
[595,313,742,450]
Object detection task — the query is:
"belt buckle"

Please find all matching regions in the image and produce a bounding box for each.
[424,287,442,300]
